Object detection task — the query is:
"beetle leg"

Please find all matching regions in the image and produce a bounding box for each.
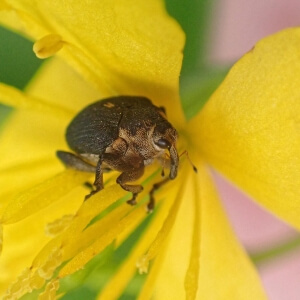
[116,166,144,206]
[148,177,170,213]
[56,150,96,172]
[85,156,104,200]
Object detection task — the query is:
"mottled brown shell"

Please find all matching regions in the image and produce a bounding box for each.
[66,96,171,155]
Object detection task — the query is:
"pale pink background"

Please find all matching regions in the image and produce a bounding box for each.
[209,0,300,64]
[208,0,300,299]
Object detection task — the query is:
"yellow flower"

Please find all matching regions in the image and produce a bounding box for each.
[0,0,299,299]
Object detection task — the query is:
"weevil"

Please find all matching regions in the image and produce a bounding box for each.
[57,96,179,211]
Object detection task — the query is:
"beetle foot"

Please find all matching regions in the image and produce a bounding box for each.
[84,192,93,201]
[127,194,138,206]
[127,198,137,206]
[147,198,155,213]
[84,189,98,201]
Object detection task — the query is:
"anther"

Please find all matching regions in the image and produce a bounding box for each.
[33,34,64,59]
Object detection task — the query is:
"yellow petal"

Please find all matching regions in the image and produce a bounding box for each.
[0,0,11,10]
[0,53,108,221]
[0,109,66,170]
[1,170,90,224]
[0,57,103,115]
[0,2,25,33]
[190,28,300,229]
[0,158,62,216]
[26,58,103,112]
[0,55,102,172]
[4,0,185,123]
[0,107,68,214]
[0,82,72,118]
[152,163,266,299]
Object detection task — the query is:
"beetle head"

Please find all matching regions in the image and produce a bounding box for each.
[152,122,179,180]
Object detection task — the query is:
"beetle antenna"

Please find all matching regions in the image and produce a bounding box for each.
[179,150,198,173]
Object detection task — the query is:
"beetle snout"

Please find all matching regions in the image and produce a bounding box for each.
[169,144,179,180]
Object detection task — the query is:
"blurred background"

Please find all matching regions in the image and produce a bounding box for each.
[1,0,300,299]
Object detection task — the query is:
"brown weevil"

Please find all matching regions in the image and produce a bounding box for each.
[57,96,179,211]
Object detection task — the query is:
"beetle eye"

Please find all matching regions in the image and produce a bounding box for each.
[155,138,170,149]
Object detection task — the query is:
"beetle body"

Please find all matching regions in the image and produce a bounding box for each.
[57,96,179,211]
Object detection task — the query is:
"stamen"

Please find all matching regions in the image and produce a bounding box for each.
[33,34,64,59]
[59,205,146,278]
[45,214,74,237]
[0,225,3,255]
[137,243,166,300]
[97,193,173,300]
[62,203,132,261]
[38,247,62,280]
[184,176,201,299]
[136,255,149,274]
[3,268,46,299]
[136,168,188,274]
[29,271,45,290]
[3,268,32,300]
[1,170,89,225]
[38,279,59,300]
